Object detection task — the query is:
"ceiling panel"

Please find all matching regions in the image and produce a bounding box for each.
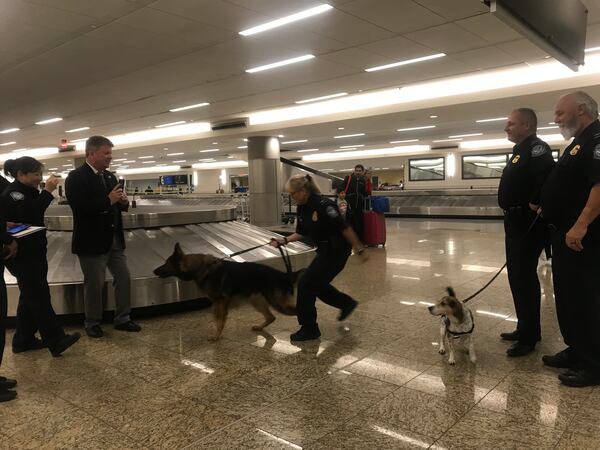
[456,13,522,44]
[450,46,519,71]
[404,23,489,53]
[0,0,96,31]
[497,39,548,60]
[21,0,156,19]
[320,47,389,69]
[225,0,330,17]
[413,0,488,21]
[359,35,437,60]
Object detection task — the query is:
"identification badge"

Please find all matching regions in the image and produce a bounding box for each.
[9,191,24,201]
[312,211,318,222]
[531,144,547,157]
[570,145,580,156]
[594,144,600,160]
[512,155,520,164]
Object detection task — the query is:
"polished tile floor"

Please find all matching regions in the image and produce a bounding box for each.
[1,218,598,449]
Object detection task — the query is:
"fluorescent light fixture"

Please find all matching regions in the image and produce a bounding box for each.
[117,165,181,175]
[538,125,559,130]
[155,121,186,128]
[66,126,90,133]
[334,133,365,139]
[0,142,16,146]
[0,147,57,162]
[476,117,507,123]
[199,149,219,153]
[172,160,186,163]
[548,122,556,125]
[237,145,248,149]
[297,148,319,153]
[239,4,333,36]
[430,115,438,118]
[432,138,462,143]
[123,160,136,163]
[243,138,248,142]
[142,161,157,164]
[169,102,209,112]
[585,46,600,53]
[365,53,445,72]
[198,158,216,162]
[113,158,127,162]
[192,160,249,170]
[11,148,27,152]
[246,54,315,73]
[397,125,435,132]
[0,128,19,134]
[166,152,184,156]
[340,144,364,148]
[62,164,73,167]
[296,92,347,104]
[35,117,62,125]
[303,145,430,162]
[390,139,419,144]
[139,156,154,159]
[448,132,483,138]
[281,139,307,144]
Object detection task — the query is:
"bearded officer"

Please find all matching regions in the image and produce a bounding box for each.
[498,108,555,357]
[540,91,600,387]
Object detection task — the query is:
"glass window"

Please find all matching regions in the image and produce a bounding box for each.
[409,157,445,181]
[462,154,508,179]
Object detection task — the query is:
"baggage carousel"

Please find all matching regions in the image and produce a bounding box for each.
[5,199,315,317]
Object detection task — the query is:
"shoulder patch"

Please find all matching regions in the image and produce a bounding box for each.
[325,205,339,219]
[531,144,547,157]
[9,191,24,201]
[594,143,600,160]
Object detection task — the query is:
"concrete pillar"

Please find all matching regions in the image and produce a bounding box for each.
[247,136,281,227]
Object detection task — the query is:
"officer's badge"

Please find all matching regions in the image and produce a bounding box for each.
[570,145,580,156]
[594,144,600,160]
[9,191,24,201]
[312,211,318,222]
[325,206,339,218]
[531,144,547,157]
[512,155,520,164]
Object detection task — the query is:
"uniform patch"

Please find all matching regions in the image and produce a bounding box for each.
[325,206,339,219]
[570,144,580,156]
[594,144,600,160]
[512,155,520,164]
[9,191,24,201]
[312,211,318,222]
[531,144,547,157]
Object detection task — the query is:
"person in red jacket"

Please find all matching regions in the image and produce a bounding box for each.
[337,164,372,239]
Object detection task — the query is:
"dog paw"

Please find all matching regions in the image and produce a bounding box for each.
[438,348,446,355]
[251,325,264,331]
[470,356,477,363]
[448,358,456,365]
[207,335,219,342]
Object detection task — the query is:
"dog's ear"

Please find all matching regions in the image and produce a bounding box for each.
[174,242,184,258]
[446,287,456,298]
[448,298,465,322]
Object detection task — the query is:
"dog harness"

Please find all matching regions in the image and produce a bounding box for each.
[444,309,475,338]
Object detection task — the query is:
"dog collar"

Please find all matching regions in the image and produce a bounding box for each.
[444,310,475,337]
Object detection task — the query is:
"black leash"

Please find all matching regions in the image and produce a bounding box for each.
[224,243,270,259]
[461,212,541,304]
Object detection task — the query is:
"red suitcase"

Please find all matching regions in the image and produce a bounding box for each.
[363,210,386,246]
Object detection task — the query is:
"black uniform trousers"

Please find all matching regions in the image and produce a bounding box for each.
[296,245,355,326]
[550,227,600,376]
[504,209,547,344]
[5,242,64,348]
[0,262,7,367]
[346,194,365,240]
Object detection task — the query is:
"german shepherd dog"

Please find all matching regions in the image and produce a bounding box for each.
[154,243,303,341]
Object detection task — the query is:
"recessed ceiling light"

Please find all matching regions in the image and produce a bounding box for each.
[113,158,127,161]
[281,139,308,144]
[237,145,248,149]
[227,156,235,159]
[429,115,438,118]
[432,138,463,143]
[199,149,219,153]
[198,158,216,162]
[239,4,333,36]
[297,148,319,153]
[334,133,365,139]
[246,54,315,73]
[66,126,90,133]
[169,102,210,112]
[448,133,483,138]
[365,53,446,72]
[62,164,73,167]
[475,117,507,123]
[390,139,419,144]
[167,152,185,156]
[338,127,345,130]
[548,122,556,125]
[172,160,187,163]
[339,144,364,148]
[35,117,63,125]
[48,168,58,171]
[212,142,218,145]
[397,126,435,132]
[0,128,19,134]
[155,121,186,128]
[139,156,154,159]
[278,135,285,138]
[296,92,348,104]
[142,161,157,164]
[0,141,16,146]
[124,160,136,163]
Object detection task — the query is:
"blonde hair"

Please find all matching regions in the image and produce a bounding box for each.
[285,173,321,194]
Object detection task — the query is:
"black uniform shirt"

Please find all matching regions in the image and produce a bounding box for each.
[498,134,555,210]
[540,120,600,232]
[0,181,53,226]
[296,193,349,246]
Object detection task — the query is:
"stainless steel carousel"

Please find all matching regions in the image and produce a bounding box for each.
[5,198,314,317]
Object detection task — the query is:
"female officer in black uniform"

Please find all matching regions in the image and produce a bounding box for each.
[0,157,80,356]
[270,174,366,341]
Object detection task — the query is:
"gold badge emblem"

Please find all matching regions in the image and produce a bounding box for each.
[512,155,520,164]
[570,145,580,156]
[312,211,318,222]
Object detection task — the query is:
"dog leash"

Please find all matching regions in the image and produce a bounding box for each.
[461,212,541,304]
[224,242,270,259]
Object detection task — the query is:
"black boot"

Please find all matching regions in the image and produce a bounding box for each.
[49,333,81,357]
[290,325,321,341]
[0,389,17,403]
[500,330,519,341]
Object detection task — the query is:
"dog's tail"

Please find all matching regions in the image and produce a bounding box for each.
[446,286,456,298]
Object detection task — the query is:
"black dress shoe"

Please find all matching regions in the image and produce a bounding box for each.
[500,330,519,341]
[114,321,141,332]
[290,325,321,341]
[338,300,358,321]
[558,369,600,388]
[86,325,103,338]
[49,333,81,357]
[0,376,17,390]
[0,390,17,403]
[12,337,47,353]
[542,348,576,369]
[506,342,535,357]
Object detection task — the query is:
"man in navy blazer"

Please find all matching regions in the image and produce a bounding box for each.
[65,136,141,338]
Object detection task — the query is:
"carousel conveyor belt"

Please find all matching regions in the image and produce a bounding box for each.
[5,200,314,317]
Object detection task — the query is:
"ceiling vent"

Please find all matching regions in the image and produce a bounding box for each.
[211,118,248,131]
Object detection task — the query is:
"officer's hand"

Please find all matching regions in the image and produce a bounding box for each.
[44,175,60,192]
[119,190,129,204]
[108,184,123,205]
[269,237,285,248]
[566,223,587,252]
[529,202,540,213]
[4,240,17,260]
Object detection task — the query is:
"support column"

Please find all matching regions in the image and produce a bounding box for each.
[247,136,281,227]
